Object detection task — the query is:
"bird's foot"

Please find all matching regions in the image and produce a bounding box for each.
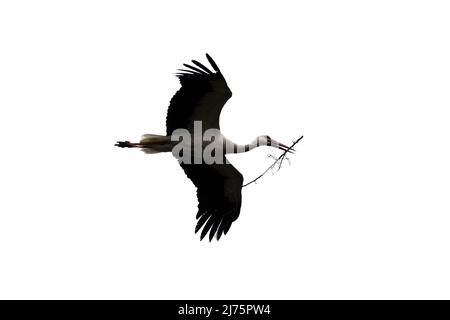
[115,141,133,148]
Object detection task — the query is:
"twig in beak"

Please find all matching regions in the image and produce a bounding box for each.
[243,135,303,187]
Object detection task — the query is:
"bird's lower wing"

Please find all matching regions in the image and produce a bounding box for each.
[179,161,243,241]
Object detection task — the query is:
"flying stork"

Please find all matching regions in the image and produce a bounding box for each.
[116,54,293,241]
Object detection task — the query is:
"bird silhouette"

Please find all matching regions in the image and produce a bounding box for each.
[116,54,293,241]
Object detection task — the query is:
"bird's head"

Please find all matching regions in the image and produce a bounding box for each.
[256,135,294,153]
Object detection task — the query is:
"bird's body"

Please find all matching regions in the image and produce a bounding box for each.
[116,54,293,241]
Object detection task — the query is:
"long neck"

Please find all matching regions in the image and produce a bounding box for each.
[228,139,258,154]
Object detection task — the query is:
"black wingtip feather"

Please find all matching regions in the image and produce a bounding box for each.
[223,222,232,235]
[183,63,208,75]
[195,214,210,233]
[191,60,213,74]
[209,220,221,242]
[200,218,215,240]
[205,53,221,73]
[177,68,197,74]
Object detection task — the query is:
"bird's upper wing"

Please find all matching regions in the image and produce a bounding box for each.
[180,159,243,241]
[166,54,232,135]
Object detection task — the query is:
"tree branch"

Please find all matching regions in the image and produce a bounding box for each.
[242,135,303,188]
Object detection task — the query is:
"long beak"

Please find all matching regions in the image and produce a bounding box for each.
[272,140,295,153]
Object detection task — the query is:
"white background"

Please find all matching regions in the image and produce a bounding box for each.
[1,1,449,299]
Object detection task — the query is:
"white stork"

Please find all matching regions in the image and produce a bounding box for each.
[116,54,293,241]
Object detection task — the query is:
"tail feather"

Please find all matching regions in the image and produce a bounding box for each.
[115,134,172,154]
[139,134,170,154]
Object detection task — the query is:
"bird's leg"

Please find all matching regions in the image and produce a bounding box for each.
[115,141,140,148]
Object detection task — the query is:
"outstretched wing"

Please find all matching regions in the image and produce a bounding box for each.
[166,54,232,135]
[180,159,243,241]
